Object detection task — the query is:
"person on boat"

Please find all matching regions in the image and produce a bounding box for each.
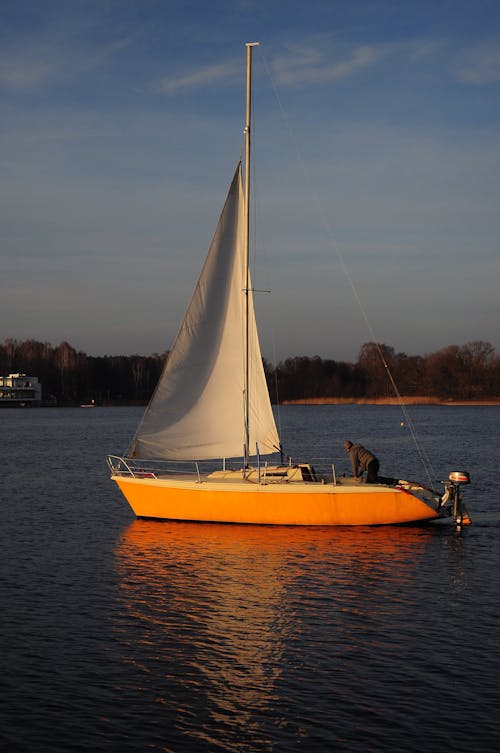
[343,440,380,483]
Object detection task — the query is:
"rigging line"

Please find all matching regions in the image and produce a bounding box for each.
[375,351,437,486]
[259,46,437,487]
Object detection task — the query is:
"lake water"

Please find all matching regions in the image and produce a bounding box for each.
[1,405,500,752]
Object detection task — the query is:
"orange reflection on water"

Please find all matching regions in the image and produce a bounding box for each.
[113,520,439,737]
[115,518,438,564]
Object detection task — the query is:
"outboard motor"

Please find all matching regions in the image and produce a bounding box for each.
[441,471,471,527]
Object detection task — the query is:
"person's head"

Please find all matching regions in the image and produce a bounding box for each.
[343,439,353,451]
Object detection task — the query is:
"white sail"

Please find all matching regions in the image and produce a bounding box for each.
[129,165,280,461]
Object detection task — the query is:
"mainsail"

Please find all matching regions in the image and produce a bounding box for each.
[129,164,280,461]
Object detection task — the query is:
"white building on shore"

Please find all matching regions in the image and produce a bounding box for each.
[0,373,42,404]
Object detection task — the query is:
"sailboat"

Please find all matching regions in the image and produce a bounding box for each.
[108,43,471,527]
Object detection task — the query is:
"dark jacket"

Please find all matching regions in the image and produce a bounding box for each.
[348,443,377,477]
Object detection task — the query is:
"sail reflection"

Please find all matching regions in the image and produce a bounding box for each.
[113,521,440,747]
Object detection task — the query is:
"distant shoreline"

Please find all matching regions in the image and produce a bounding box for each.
[281,397,500,406]
[3,397,500,409]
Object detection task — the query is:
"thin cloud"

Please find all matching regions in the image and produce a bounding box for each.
[0,56,54,88]
[455,39,500,84]
[0,32,132,91]
[270,37,451,88]
[155,35,497,97]
[160,59,239,94]
[271,42,386,86]
[158,40,397,95]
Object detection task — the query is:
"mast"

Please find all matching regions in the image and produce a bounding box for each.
[244,41,259,465]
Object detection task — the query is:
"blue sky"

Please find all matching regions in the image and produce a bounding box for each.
[1,0,499,362]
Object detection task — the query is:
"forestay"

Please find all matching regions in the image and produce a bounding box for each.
[129,165,280,461]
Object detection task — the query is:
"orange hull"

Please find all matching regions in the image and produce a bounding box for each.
[113,475,442,526]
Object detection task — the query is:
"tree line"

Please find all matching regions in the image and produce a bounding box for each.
[1,338,499,404]
[272,341,500,402]
[0,339,165,404]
